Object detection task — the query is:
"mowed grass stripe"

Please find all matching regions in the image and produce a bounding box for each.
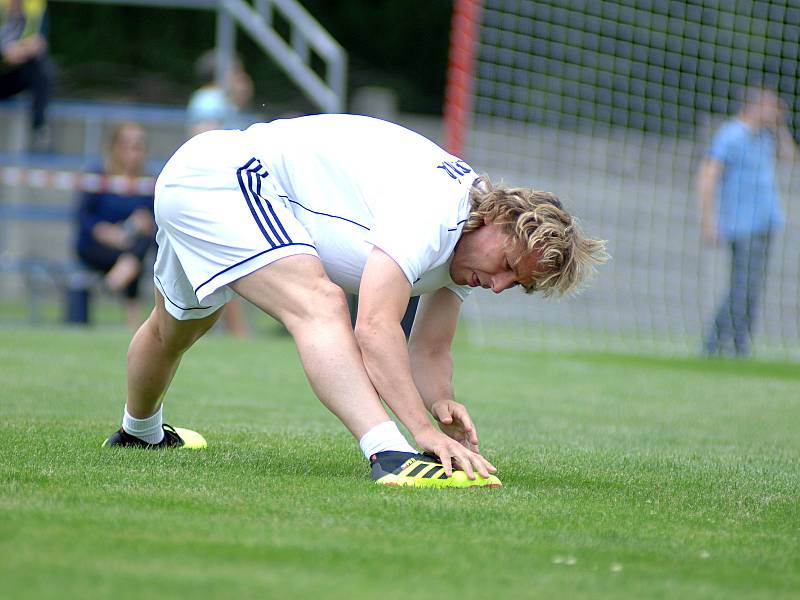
[0,327,798,599]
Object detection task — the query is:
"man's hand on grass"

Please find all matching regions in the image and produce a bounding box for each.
[414,419,495,480]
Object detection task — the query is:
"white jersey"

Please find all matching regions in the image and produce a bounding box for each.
[243,114,475,298]
[152,114,474,320]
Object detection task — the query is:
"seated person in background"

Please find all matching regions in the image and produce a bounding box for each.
[75,122,155,329]
[0,0,52,151]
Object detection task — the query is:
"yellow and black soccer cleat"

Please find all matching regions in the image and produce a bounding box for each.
[370,451,502,488]
[102,424,207,449]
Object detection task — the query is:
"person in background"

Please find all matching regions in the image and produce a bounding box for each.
[187,49,254,136]
[696,85,796,358]
[186,49,255,337]
[0,0,52,151]
[75,122,156,329]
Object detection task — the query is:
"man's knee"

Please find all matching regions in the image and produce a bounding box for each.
[282,278,350,333]
[304,279,350,321]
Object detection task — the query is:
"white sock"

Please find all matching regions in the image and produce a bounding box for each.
[358,420,416,460]
[122,405,164,445]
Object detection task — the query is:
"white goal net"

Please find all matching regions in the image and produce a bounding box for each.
[453,0,800,360]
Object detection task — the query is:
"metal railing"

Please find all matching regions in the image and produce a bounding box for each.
[49,0,347,113]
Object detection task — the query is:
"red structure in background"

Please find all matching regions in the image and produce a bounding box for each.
[443,0,482,157]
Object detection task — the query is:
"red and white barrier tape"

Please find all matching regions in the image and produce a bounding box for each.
[0,166,156,195]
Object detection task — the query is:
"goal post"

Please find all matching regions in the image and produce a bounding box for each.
[443,0,482,157]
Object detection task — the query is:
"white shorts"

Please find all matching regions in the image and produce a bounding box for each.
[153,130,318,320]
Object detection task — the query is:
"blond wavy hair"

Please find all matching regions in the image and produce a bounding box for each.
[464,176,608,296]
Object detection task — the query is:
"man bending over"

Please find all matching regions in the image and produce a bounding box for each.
[103,114,607,488]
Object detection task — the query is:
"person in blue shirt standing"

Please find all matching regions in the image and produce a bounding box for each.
[696,86,796,357]
[74,122,156,329]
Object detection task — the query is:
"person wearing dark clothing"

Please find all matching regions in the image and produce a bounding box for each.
[76,185,155,296]
[0,0,52,150]
[73,122,156,328]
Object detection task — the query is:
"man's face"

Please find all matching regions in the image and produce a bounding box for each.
[755,92,781,127]
[450,222,541,293]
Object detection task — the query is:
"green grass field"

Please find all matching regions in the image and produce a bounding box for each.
[1,326,798,599]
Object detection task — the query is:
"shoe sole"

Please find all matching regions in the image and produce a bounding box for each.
[375,472,503,489]
[101,427,207,449]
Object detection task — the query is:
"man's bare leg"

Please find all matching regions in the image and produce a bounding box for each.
[231,255,394,440]
[126,290,223,418]
[124,299,143,331]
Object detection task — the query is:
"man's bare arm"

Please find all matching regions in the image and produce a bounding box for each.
[408,289,480,451]
[409,289,460,411]
[697,157,723,244]
[355,248,494,477]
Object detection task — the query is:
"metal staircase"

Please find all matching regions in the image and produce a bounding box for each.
[50,0,347,113]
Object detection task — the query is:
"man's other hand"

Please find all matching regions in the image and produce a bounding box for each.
[430,399,480,452]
